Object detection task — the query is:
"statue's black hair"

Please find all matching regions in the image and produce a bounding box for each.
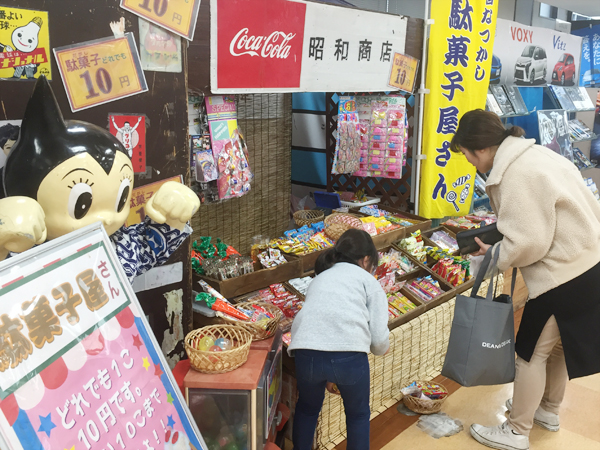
[2,76,128,199]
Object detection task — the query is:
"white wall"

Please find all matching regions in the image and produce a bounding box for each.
[499,0,517,21]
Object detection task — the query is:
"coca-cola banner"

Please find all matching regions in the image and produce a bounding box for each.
[211,0,408,92]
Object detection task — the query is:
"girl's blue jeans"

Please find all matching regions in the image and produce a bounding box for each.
[292,350,371,450]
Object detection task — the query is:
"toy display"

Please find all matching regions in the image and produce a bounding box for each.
[354,95,408,179]
[332,96,361,174]
[205,96,253,200]
[0,76,199,283]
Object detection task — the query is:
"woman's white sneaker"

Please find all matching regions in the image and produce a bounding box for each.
[470,421,529,450]
[505,398,560,432]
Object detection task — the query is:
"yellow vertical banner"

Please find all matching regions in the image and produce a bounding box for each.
[419,0,498,219]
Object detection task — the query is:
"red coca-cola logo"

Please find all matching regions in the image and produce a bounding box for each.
[216,0,306,89]
[229,28,296,59]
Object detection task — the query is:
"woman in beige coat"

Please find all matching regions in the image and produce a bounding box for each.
[450,109,600,450]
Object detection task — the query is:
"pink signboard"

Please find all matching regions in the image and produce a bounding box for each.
[0,224,206,450]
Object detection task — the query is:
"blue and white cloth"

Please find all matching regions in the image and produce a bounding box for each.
[111,217,192,284]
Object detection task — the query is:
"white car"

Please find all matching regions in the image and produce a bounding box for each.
[514,45,547,84]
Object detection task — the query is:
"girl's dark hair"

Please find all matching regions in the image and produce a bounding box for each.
[450,109,525,154]
[315,228,379,275]
[3,76,127,199]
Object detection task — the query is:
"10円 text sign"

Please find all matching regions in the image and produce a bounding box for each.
[54,33,148,112]
[120,0,201,41]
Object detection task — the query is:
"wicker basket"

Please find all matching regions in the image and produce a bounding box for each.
[324,223,349,241]
[217,301,283,341]
[293,209,324,227]
[324,213,363,229]
[401,381,449,414]
[185,324,252,374]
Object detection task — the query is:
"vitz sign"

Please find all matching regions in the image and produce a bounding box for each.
[211,0,408,93]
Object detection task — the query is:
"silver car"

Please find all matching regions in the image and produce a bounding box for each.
[514,45,547,84]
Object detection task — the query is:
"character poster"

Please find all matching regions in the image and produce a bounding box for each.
[139,18,182,73]
[0,7,51,80]
[109,114,146,174]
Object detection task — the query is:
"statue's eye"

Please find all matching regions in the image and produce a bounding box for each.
[68,183,93,220]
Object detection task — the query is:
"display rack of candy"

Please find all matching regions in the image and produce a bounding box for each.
[244,283,305,334]
[374,248,417,295]
[387,292,418,320]
[398,231,427,263]
[429,231,459,253]
[442,216,481,230]
[270,222,334,255]
[359,215,402,236]
[332,96,361,174]
[431,257,470,287]
[404,276,445,303]
[191,236,254,279]
[287,276,313,297]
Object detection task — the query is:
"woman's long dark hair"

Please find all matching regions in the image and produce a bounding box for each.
[450,109,525,154]
[315,228,379,275]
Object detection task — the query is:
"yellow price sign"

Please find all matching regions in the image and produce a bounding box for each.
[126,175,183,226]
[388,52,420,94]
[120,0,201,41]
[54,33,148,112]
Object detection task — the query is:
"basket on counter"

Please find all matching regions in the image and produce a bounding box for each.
[293,209,324,227]
[217,301,283,341]
[324,213,364,241]
[400,380,449,414]
[185,324,252,374]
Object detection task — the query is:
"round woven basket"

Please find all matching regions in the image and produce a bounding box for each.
[324,223,349,241]
[293,209,324,227]
[217,301,283,341]
[324,213,363,229]
[185,324,252,374]
[401,381,449,414]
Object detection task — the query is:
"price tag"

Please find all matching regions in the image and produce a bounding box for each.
[388,52,420,94]
[54,33,148,112]
[120,0,201,41]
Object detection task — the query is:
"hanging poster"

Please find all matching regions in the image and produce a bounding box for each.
[53,33,148,112]
[419,0,498,219]
[491,18,582,86]
[109,114,146,173]
[138,18,182,73]
[0,223,207,450]
[120,0,201,41]
[211,0,408,93]
[0,7,51,81]
[572,24,600,87]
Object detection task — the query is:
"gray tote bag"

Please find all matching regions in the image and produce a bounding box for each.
[441,245,517,387]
